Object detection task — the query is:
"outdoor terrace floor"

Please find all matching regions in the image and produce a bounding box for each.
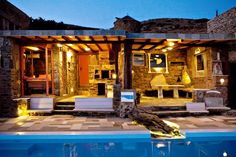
[0,115,236,133]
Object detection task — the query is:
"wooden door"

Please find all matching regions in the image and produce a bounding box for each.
[79,55,89,86]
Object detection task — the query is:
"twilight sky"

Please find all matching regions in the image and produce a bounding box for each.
[8,0,236,29]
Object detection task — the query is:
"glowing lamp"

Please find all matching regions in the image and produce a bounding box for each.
[220,78,225,85]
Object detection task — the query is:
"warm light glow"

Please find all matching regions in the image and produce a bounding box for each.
[112,73,117,79]
[168,41,175,47]
[85,47,91,51]
[67,51,73,58]
[195,48,201,54]
[67,44,73,46]
[57,43,63,47]
[17,103,28,117]
[167,47,173,50]
[220,78,225,85]
[162,49,167,52]
[70,88,74,92]
[26,46,39,51]
[167,39,182,42]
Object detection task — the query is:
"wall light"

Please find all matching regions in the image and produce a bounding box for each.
[85,47,91,51]
[167,47,173,50]
[220,78,225,85]
[57,43,63,47]
[112,73,117,79]
[26,46,39,51]
[162,49,167,52]
[168,41,175,47]
[67,51,73,58]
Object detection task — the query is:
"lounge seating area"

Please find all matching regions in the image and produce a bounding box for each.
[28,97,54,115]
[74,97,114,112]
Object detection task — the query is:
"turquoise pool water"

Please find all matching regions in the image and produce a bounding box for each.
[0,131,236,157]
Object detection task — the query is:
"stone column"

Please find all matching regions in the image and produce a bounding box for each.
[0,37,21,117]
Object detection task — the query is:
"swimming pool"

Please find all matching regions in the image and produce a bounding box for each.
[0,131,236,157]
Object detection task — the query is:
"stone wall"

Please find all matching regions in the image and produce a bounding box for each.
[114,16,141,33]
[0,37,21,117]
[132,50,187,92]
[0,0,30,30]
[53,45,78,96]
[207,7,236,33]
[187,47,214,89]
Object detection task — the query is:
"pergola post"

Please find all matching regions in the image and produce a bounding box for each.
[112,43,121,84]
[124,41,132,89]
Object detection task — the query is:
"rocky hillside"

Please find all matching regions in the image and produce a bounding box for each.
[140,18,209,33]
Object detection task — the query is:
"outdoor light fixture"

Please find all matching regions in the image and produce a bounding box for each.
[85,47,91,51]
[168,41,175,47]
[67,51,73,59]
[70,88,74,93]
[112,73,117,79]
[26,46,39,51]
[162,49,167,52]
[167,47,173,50]
[195,47,201,54]
[220,78,225,85]
[57,43,63,47]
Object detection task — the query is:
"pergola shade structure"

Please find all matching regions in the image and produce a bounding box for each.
[0,30,236,97]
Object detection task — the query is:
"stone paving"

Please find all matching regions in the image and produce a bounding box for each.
[0,115,146,132]
[0,115,236,133]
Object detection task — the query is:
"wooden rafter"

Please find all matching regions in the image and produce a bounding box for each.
[62,36,71,41]
[48,36,58,42]
[89,36,103,51]
[104,36,111,51]
[35,36,47,41]
[65,44,79,53]
[148,39,166,50]
[138,39,151,50]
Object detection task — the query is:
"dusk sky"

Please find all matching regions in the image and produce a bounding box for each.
[8,0,236,29]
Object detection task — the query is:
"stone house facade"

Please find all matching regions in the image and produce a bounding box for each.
[0,2,236,117]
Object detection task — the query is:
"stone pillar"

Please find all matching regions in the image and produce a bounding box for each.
[124,41,132,89]
[113,84,121,115]
[0,37,21,117]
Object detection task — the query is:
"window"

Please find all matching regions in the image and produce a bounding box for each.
[195,53,206,77]
[196,54,204,71]
[148,53,168,73]
[133,52,145,66]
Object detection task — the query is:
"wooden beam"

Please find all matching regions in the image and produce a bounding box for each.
[112,43,121,84]
[65,44,80,53]
[148,39,166,50]
[124,41,133,89]
[89,36,103,51]
[138,39,151,50]
[45,45,49,95]
[48,36,58,42]
[35,36,47,41]
[62,36,71,41]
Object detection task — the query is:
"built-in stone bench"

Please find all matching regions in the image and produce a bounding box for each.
[186,102,209,115]
[205,97,230,113]
[74,98,114,112]
[28,97,54,116]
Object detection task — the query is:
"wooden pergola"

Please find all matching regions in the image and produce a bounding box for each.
[1,30,235,92]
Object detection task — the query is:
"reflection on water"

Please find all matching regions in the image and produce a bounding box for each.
[0,139,236,157]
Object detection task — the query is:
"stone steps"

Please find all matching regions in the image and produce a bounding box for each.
[152,110,190,118]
